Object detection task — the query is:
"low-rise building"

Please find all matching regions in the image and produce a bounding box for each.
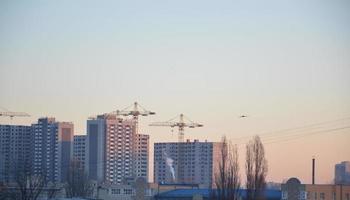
[96,177,156,200]
[281,177,350,200]
[153,188,281,200]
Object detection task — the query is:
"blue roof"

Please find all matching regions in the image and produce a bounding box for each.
[157,189,210,198]
[155,189,281,199]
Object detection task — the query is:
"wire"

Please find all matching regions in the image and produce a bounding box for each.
[232,116,350,142]
[263,126,350,145]
[137,103,149,113]
[165,115,181,122]
[234,125,350,148]
[183,115,195,123]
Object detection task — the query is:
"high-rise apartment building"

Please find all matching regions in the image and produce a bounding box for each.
[32,118,73,183]
[104,115,135,184]
[0,125,32,183]
[335,161,350,185]
[134,134,149,179]
[154,139,221,188]
[86,114,149,185]
[86,115,106,183]
[73,135,86,167]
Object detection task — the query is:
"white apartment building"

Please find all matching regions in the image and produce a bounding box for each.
[154,139,221,188]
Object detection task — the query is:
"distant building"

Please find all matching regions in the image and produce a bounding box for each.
[266,182,282,190]
[32,118,74,183]
[86,114,149,184]
[154,188,281,200]
[281,177,350,200]
[335,161,350,185]
[0,125,32,183]
[154,140,221,188]
[96,180,203,200]
[73,135,86,167]
[96,177,154,200]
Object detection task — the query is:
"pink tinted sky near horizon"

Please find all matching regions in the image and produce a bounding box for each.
[0,0,349,183]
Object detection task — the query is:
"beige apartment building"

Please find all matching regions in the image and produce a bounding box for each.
[86,114,149,185]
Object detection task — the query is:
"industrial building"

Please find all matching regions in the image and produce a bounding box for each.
[154,139,221,188]
[281,177,350,200]
[86,113,149,185]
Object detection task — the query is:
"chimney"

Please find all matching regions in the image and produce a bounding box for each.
[312,157,315,185]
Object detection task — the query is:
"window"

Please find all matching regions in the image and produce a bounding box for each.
[300,191,307,200]
[282,191,288,200]
[124,188,133,195]
[320,193,325,200]
[111,188,120,195]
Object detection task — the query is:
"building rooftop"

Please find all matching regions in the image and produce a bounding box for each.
[154,189,281,199]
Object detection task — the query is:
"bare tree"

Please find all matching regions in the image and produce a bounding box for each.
[46,182,60,200]
[65,159,93,198]
[13,170,45,200]
[0,164,49,200]
[212,136,241,200]
[0,182,16,200]
[245,135,268,200]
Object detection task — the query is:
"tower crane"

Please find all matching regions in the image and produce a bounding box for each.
[116,102,156,134]
[149,113,203,143]
[150,114,203,183]
[0,107,30,119]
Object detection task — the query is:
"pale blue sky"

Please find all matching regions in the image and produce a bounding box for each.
[1,0,350,183]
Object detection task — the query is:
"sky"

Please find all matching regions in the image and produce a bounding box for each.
[1,0,350,184]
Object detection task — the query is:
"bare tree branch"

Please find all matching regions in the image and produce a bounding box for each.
[245,135,268,200]
[212,136,241,200]
[5,168,46,200]
[65,159,93,198]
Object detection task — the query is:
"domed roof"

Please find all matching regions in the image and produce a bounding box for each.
[286,177,301,185]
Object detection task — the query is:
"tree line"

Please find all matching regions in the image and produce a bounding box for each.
[0,159,93,200]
